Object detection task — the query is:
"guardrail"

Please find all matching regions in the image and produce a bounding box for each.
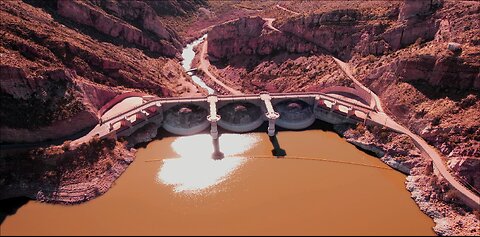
[99,92,375,127]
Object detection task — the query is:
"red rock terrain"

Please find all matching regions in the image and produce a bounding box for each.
[206,0,479,191]
[204,1,479,235]
[352,0,480,194]
[0,1,479,235]
[0,0,206,209]
[0,0,205,143]
[0,137,134,204]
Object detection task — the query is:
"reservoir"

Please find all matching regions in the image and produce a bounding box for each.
[1,125,435,235]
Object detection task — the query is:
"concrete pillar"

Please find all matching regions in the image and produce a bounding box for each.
[330,100,338,111]
[267,116,278,136]
[208,115,221,139]
[207,95,221,139]
[120,116,132,128]
[260,92,280,136]
[346,107,355,117]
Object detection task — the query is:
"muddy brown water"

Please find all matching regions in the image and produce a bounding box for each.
[1,129,435,236]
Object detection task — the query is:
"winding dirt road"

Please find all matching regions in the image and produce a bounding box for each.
[263,18,280,32]
[276,4,301,15]
[198,38,242,95]
[333,57,480,209]
[196,18,480,208]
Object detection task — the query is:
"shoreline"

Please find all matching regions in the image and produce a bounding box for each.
[3,14,479,235]
[1,121,478,235]
[334,124,480,236]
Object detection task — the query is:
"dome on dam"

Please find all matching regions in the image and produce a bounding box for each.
[219,102,262,125]
[275,100,313,122]
[164,104,208,129]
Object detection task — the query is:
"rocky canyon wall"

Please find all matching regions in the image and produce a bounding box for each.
[205,0,480,196]
[207,2,442,61]
[56,0,180,58]
[355,0,480,192]
[0,0,205,143]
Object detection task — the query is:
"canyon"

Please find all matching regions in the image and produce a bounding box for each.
[1,0,479,236]
[203,0,480,194]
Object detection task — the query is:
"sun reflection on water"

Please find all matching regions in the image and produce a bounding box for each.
[157,134,260,193]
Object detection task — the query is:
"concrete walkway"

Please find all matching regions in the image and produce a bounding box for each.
[101,97,144,121]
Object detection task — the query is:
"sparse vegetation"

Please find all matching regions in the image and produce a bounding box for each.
[0,87,84,129]
[62,140,71,151]
[0,137,128,203]
[431,116,441,126]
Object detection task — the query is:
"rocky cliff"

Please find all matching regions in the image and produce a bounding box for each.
[207,1,443,61]
[202,2,480,234]
[353,0,480,192]
[0,137,135,204]
[0,0,204,143]
[208,16,321,60]
[56,0,180,58]
[205,1,479,192]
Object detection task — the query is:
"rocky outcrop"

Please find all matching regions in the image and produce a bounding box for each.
[280,9,378,59]
[448,157,480,193]
[208,5,442,61]
[0,138,135,204]
[57,0,178,57]
[208,16,320,60]
[0,1,201,143]
[391,53,480,90]
[0,110,97,144]
[337,124,480,236]
[125,123,159,146]
[0,66,97,138]
[398,0,443,21]
[381,18,439,51]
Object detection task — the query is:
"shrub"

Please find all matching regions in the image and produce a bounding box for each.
[106,161,112,171]
[62,140,71,151]
[431,116,441,126]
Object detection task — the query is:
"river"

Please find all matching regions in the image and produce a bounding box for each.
[181,34,215,94]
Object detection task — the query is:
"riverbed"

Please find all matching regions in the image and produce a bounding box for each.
[1,126,435,235]
[181,34,215,94]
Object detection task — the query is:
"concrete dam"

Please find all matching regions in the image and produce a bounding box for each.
[83,91,374,144]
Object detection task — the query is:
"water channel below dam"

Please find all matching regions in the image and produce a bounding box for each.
[1,123,435,235]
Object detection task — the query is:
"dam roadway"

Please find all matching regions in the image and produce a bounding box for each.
[72,91,373,145]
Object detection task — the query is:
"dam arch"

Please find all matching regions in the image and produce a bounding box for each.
[162,103,210,135]
[217,101,265,133]
[273,99,316,130]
